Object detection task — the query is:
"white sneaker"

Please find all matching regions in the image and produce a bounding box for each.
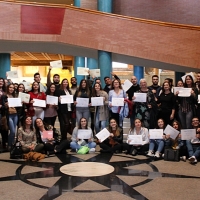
[188,156,197,163]
[89,148,95,154]
[147,151,154,157]
[180,156,186,162]
[155,151,160,158]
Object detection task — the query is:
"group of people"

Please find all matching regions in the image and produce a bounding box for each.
[0,67,200,164]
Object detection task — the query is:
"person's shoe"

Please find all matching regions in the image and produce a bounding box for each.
[188,156,197,164]
[89,148,95,154]
[155,151,160,158]
[180,156,186,162]
[147,151,154,157]
[131,149,137,156]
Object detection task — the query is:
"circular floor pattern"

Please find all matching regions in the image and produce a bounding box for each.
[60,162,114,177]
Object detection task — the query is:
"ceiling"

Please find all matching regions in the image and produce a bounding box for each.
[11,52,73,66]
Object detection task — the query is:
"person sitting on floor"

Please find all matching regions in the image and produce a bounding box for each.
[99,118,123,153]
[70,117,96,153]
[122,118,149,156]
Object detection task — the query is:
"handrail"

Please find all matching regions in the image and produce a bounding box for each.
[1,0,200,31]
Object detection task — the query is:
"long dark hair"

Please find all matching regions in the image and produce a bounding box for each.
[6,83,16,97]
[30,81,40,93]
[78,117,88,129]
[77,79,90,97]
[22,116,33,131]
[156,118,166,129]
[184,75,195,88]
[60,78,70,91]
[46,83,56,95]
[161,81,171,94]
[17,83,25,93]
[0,78,6,92]
[130,118,142,131]
[92,83,103,97]
[172,120,181,131]
[108,118,120,137]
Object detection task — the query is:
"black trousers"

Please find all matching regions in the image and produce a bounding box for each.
[44,116,57,127]
[122,143,149,155]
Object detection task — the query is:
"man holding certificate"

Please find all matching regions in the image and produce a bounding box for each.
[122,118,149,156]
[70,118,96,152]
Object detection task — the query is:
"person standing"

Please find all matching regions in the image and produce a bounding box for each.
[47,66,61,91]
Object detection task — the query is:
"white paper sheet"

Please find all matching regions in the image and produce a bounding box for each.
[128,135,143,145]
[18,92,30,104]
[46,95,58,105]
[8,98,22,107]
[33,99,46,107]
[149,129,163,139]
[112,98,124,106]
[122,79,133,92]
[50,60,63,68]
[76,97,89,107]
[90,69,101,77]
[60,95,74,104]
[198,95,200,104]
[7,70,18,78]
[164,125,180,140]
[173,87,183,95]
[181,129,196,140]
[77,67,89,75]
[91,97,104,106]
[96,128,110,142]
[77,129,92,139]
[178,88,191,97]
[133,93,147,102]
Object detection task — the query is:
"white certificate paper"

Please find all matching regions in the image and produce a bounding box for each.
[8,98,22,107]
[91,97,104,106]
[76,98,89,107]
[46,95,58,105]
[33,99,46,107]
[134,93,147,102]
[96,128,110,142]
[164,125,179,140]
[178,88,191,97]
[112,98,124,106]
[50,60,63,68]
[77,67,89,75]
[173,87,183,95]
[149,129,163,139]
[60,95,74,104]
[128,135,143,145]
[90,69,100,77]
[7,70,18,78]
[198,95,200,104]
[122,79,133,92]
[77,129,91,139]
[181,129,196,140]
[18,92,30,103]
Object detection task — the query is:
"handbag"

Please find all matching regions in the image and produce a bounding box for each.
[10,141,23,159]
[164,148,180,162]
[0,115,8,131]
[77,146,90,154]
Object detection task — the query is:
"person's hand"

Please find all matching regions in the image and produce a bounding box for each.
[5,102,8,108]
[128,140,131,144]
[74,101,77,105]
[175,91,179,96]
[76,137,79,141]
[49,66,52,70]
[170,114,174,120]
[98,139,102,143]
[148,104,152,109]
[165,134,170,139]
[110,133,114,137]
[109,103,112,107]
[132,96,136,101]
[30,100,34,104]
[110,72,115,76]
[178,133,181,139]
[152,89,156,94]
[88,138,92,142]
[88,103,91,107]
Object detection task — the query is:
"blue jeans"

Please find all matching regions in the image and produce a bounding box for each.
[8,114,18,146]
[186,140,200,158]
[95,109,106,134]
[178,109,193,129]
[76,107,90,124]
[70,141,96,150]
[149,139,165,153]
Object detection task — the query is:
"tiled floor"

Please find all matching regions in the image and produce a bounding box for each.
[0,149,200,200]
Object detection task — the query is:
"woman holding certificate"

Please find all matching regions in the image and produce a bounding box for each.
[35,118,70,155]
[108,79,126,127]
[177,75,198,129]
[122,118,149,156]
[5,84,19,149]
[70,117,96,152]
[18,116,44,153]
[92,83,109,134]
[44,83,58,127]
[156,81,176,126]
[99,118,123,153]
[133,79,157,129]
[28,82,46,124]
[74,79,91,123]
[57,79,73,140]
